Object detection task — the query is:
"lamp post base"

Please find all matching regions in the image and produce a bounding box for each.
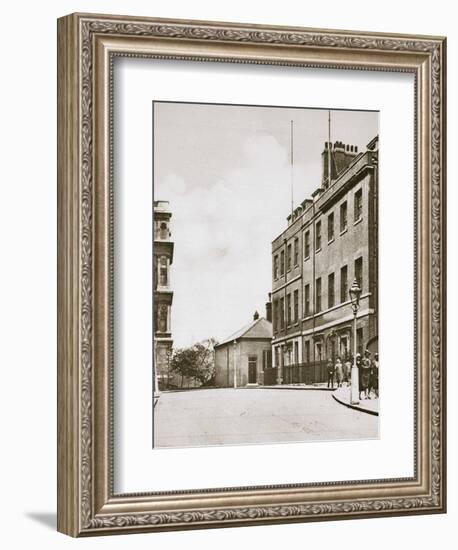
[350,365,360,405]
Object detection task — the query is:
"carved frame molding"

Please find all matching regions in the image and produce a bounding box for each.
[57,13,446,536]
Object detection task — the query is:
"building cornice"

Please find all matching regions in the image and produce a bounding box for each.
[318,162,374,213]
[272,274,302,293]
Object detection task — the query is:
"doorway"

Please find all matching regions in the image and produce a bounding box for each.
[248,356,257,384]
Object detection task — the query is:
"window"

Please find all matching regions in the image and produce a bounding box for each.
[315,221,322,251]
[286,293,292,325]
[354,188,363,222]
[328,272,335,309]
[355,256,363,290]
[263,349,272,370]
[304,230,310,259]
[157,304,169,333]
[315,342,323,362]
[340,201,348,232]
[287,243,292,271]
[328,212,334,242]
[304,284,311,317]
[273,255,278,279]
[275,346,280,368]
[159,221,168,239]
[159,256,168,286]
[304,340,311,363]
[315,277,322,313]
[293,289,299,322]
[294,238,299,266]
[340,265,348,303]
[294,341,299,365]
[340,336,349,360]
[279,297,285,329]
[272,299,278,331]
[280,250,285,276]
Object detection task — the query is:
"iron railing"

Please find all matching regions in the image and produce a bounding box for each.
[264,361,327,386]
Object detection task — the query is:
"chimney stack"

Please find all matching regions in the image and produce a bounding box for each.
[265,293,272,323]
[322,141,358,187]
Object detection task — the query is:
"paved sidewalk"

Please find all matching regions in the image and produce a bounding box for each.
[332,386,379,416]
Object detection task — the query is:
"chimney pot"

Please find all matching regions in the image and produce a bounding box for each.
[253,311,260,321]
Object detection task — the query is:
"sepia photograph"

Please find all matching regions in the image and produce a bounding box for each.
[55,10,446,537]
[152,101,379,449]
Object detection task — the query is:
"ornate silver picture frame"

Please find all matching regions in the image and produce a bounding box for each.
[57,13,446,536]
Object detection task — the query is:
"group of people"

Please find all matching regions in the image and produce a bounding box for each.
[326,350,379,400]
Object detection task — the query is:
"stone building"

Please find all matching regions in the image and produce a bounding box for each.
[271,136,379,384]
[214,299,273,388]
[153,200,174,390]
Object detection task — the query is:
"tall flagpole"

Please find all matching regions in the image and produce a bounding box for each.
[328,110,332,186]
[290,120,294,217]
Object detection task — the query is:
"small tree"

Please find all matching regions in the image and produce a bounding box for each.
[171,338,217,388]
[193,338,217,385]
[170,348,198,388]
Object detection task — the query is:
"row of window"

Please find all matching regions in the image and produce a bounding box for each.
[273,257,363,331]
[273,189,363,279]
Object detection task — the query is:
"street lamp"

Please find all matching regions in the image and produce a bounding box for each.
[349,279,362,404]
[166,348,172,389]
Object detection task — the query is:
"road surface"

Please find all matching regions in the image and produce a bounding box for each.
[153,388,378,448]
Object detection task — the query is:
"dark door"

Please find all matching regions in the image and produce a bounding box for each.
[248,357,257,384]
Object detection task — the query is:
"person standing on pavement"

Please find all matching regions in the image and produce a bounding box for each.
[371,352,379,398]
[356,353,363,398]
[360,350,372,400]
[344,355,352,386]
[335,357,343,388]
[326,359,335,389]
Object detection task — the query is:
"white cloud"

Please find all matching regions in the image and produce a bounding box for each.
[156,132,294,347]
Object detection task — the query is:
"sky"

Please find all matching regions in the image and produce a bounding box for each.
[154,102,378,348]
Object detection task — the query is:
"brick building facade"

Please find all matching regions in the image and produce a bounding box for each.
[271,136,379,384]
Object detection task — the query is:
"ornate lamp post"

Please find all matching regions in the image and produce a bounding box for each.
[349,279,362,404]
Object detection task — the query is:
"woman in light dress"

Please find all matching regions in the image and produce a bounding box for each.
[335,357,344,388]
[344,356,352,386]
